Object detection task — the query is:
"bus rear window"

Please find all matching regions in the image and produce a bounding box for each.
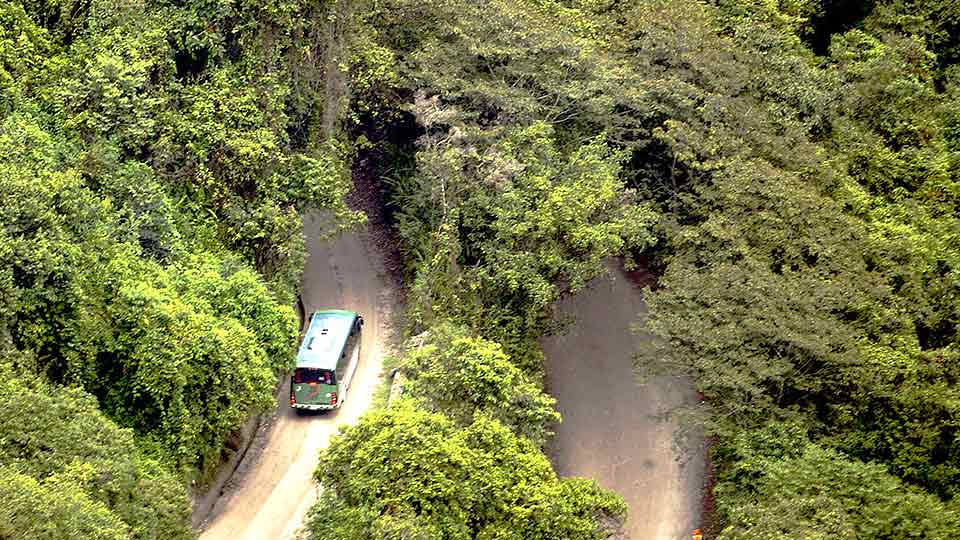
[293,368,335,385]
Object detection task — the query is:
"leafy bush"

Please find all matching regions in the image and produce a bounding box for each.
[0,466,129,540]
[400,323,560,445]
[400,119,658,367]
[0,137,298,476]
[357,0,960,532]
[1,0,358,530]
[307,404,625,540]
[716,424,960,540]
[0,364,193,540]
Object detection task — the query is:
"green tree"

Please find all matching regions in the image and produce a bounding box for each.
[0,3,50,111]
[0,363,193,540]
[0,466,129,540]
[353,0,661,365]
[307,405,625,540]
[637,153,877,434]
[399,119,657,366]
[0,114,298,477]
[2,0,362,522]
[717,438,960,540]
[360,0,618,131]
[88,253,297,476]
[865,0,960,74]
[16,0,363,299]
[400,323,560,445]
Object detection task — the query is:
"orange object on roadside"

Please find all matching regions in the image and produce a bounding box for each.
[692,529,703,540]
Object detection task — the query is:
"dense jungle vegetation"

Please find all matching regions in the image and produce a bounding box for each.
[307,0,960,538]
[1,0,358,536]
[3,0,960,538]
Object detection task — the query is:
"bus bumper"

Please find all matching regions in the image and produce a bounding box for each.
[291,402,337,411]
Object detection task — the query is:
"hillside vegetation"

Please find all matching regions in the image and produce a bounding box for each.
[3,0,960,538]
[307,0,960,538]
[1,0,356,536]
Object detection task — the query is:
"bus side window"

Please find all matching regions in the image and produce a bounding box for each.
[336,332,354,380]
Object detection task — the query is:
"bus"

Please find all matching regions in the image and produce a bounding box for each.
[290,309,363,411]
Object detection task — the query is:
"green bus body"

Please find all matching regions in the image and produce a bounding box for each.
[290,309,363,411]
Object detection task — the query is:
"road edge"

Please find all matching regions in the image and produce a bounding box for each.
[190,296,309,528]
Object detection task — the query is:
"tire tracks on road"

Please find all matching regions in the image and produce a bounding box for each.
[197,213,399,540]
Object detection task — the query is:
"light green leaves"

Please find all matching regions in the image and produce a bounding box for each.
[0,466,130,540]
[308,405,625,540]
[400,323,560,445]
[400,120,658,365]
[0,364,193,540]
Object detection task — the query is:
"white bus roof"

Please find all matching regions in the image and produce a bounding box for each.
[295,310,357,371]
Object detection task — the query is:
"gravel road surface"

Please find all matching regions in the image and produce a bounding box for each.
[543,261,705,540]
[197,213,396,540]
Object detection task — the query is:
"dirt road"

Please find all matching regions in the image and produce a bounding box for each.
[542,261,704,540]
[197,213,396,540]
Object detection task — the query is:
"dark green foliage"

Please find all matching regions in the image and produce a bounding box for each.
[307,405,625,540]
[716,423,960,539]
[14,0,361,298]
[0,467,129,540]
[87,254,298,475]
[364,0,617,130]
[0,3,50,111]
[399,118,657,367]
[821,348,960,499]
[0,119,298,476]
[351,0,960,532]
[599,0,960,521]
[5,0,960,534]
[346,0,960,535]
[865,0,960,73]
[350,0,658,365]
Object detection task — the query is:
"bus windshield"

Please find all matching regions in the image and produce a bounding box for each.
[293,368,335,385]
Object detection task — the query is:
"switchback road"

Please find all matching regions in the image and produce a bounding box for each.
[543,261,705,540]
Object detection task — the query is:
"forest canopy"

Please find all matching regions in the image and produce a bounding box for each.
[2,0,358,535]
[3,0,960,537]
[333,0,960,536]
